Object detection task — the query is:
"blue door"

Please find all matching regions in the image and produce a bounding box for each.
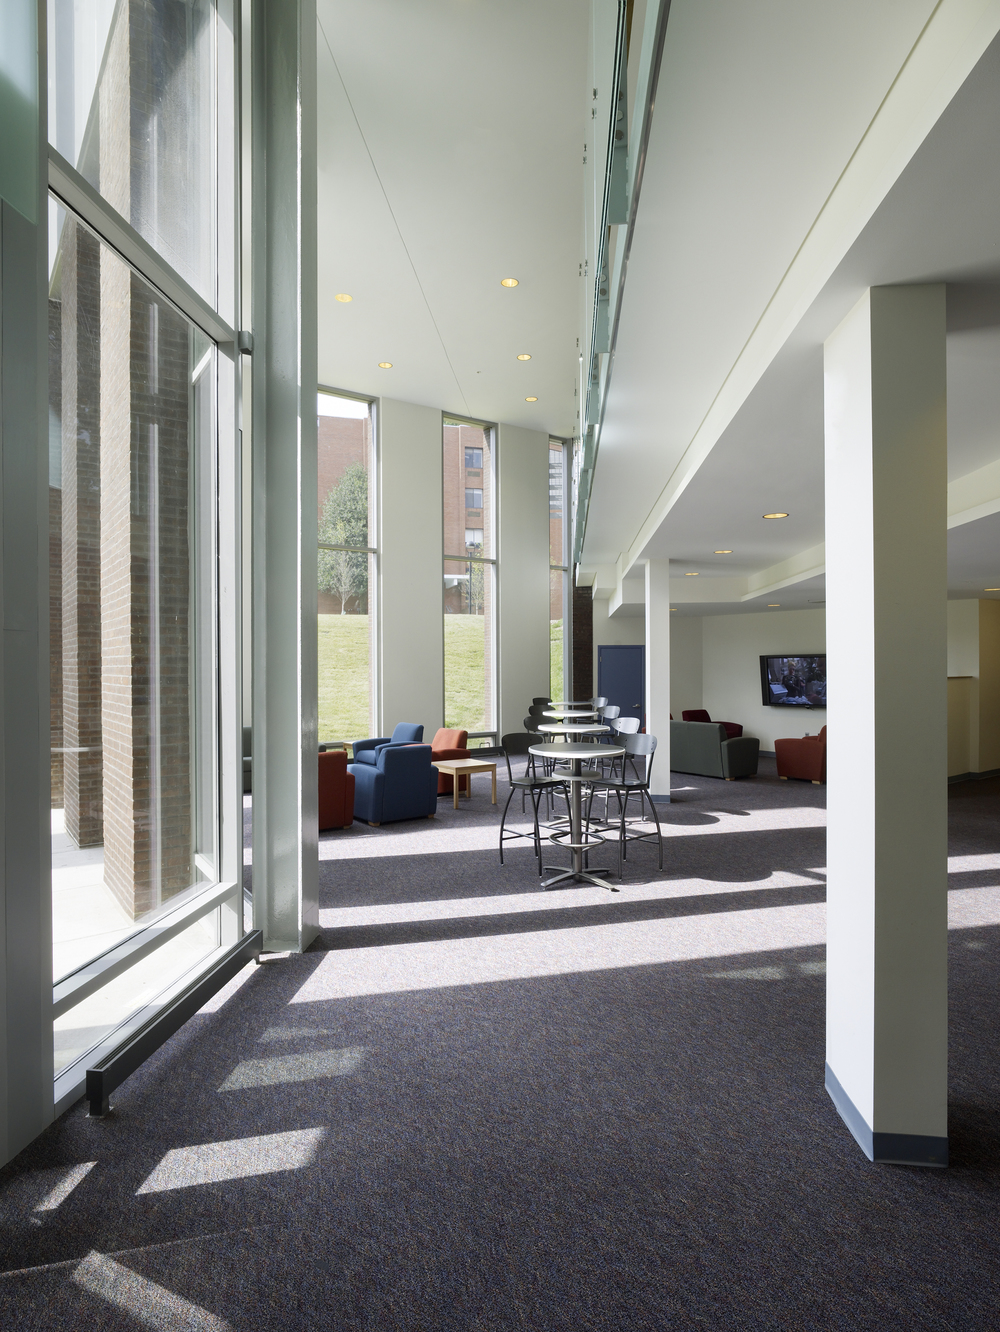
[597,644,645,725]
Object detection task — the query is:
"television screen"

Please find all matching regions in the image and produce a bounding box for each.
[760,654,826,708]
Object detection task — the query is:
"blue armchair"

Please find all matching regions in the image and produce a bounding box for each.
[349,743,439,826]
[351,722,423,767]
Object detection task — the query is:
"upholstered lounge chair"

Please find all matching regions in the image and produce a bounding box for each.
[351,722,423,766]
[681,709,743,740]
[775,725,826,783]
[431,727,470,795]
[670,720,759,780]
[318,749,355,829]
[348,743,439,826]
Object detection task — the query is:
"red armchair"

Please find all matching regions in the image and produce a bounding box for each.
[682,709,743,740]
[319,749,355,829]
[775,725,826,783]
[431,727,470,795]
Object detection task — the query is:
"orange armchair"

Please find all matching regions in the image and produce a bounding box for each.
[431,727,469,795]
[319,749,355,829]
[775,725,826,783]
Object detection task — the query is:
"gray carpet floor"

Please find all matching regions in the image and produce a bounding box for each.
[1,760,999,1329]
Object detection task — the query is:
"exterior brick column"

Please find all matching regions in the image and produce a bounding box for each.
[60,219,105,847]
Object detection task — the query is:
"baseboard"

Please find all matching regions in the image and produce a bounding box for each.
[948,767,1000,784]
[649,792,672,803]
[759,749,775,758]
[825,1064,948,1167]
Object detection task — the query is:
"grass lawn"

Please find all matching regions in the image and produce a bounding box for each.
[550,618,563,701]
[318,614,371,741]
[445,615,487,732]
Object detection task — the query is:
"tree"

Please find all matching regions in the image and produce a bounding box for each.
[318,463,368,613]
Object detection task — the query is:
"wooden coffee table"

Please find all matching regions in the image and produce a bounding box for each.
[431,758,498,810]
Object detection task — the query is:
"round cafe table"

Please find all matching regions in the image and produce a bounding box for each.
[548,701,598,710]
[536,721,608,739]
[542,707,599,720]
[529,741,626,892]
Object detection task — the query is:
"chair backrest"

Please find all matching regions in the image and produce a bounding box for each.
[614,716,640,734]
[379,742,432,775]
[390,722,423,744]
[432,727,467,750]
[601,704,621,720]
[818,725,827,743]
[501,731,537,782]
[623,731,656,783]
[682,709,712,724]
[531,697,551,706]
[527,704,548,717]
[522,716,537,731]
[592,696,608,708]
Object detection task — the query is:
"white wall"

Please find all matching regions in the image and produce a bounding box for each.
[497,424,550,738]
[592,599,644,695]
[947,599,979,676]
[670,615,703,719]
[377,397,444,737]
[702,609,826,752]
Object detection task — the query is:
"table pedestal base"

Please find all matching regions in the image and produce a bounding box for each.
[539,865,619,892]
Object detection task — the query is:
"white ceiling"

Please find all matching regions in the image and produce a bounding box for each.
[586,3,1000,607]
[316,0,588,434]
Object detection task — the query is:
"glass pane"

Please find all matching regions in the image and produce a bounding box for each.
[549,444,565,567]
[54,913,220,1075]
[318,391,372,552]
[318,553,376,744]
[444,558,494,733]
[48,199,218,985]
[550,568,565,702]
[444,421,493,559]
[47,0,218,303]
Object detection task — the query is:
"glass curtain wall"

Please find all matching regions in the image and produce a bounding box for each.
[550,441,569,700]
[317,391,376,743]
[47,0,235,1086]
[443,419,495,737]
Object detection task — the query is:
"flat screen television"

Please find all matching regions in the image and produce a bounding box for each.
[760,654,826,708]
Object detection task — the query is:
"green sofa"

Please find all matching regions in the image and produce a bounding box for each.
[670,720,760,780]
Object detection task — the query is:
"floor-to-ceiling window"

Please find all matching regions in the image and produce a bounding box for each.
[550,439,570,700]
[443,418,496,738]
[317,389,376,743]
[47,0,238,1100]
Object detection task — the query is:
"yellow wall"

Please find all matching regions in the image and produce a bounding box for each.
[979,599,1000,772]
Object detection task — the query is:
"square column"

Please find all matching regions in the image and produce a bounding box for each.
[824,285,948,1166]
[645,559,670,799]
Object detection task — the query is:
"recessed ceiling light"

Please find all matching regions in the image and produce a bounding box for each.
[501,278,519,288]
[986,588,1000,592]
[763,512,789,519]
[517,353,532,361]
[714,549,732,554]
[335,293,352,303]
[377,362,392,369]
[525,396,538,402]
[684,571,699,576]
[768,604,780,608]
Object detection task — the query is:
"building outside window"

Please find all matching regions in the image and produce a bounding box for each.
[317,390,377,742]
[46,0,238,1098]
[550,440,570,700]
[443,419,495,737]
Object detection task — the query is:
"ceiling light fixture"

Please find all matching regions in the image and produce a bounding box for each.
[986,587,1000,592]
[500,277,519,288]
[378,362,392,369]
[335,293,352,303]
[763,512,789,519]
[714,549,732,554]
[684,571,699,576]
[525,396,538,402]
[517,353,532,361]
[768,604,780,608]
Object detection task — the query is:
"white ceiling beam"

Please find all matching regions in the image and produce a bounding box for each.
[622,0,1000,576]
[947,455,1000,528]
[741,542,826,602]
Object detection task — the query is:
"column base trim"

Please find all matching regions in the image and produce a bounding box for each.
[825,1064,948,1167]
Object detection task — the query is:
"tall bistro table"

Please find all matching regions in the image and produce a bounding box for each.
[529,740,625,892]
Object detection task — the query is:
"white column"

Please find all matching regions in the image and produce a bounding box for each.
[824,285,948,1166]
[251,0,318,952]
[378,398,444,736]
[645,559,671,799]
